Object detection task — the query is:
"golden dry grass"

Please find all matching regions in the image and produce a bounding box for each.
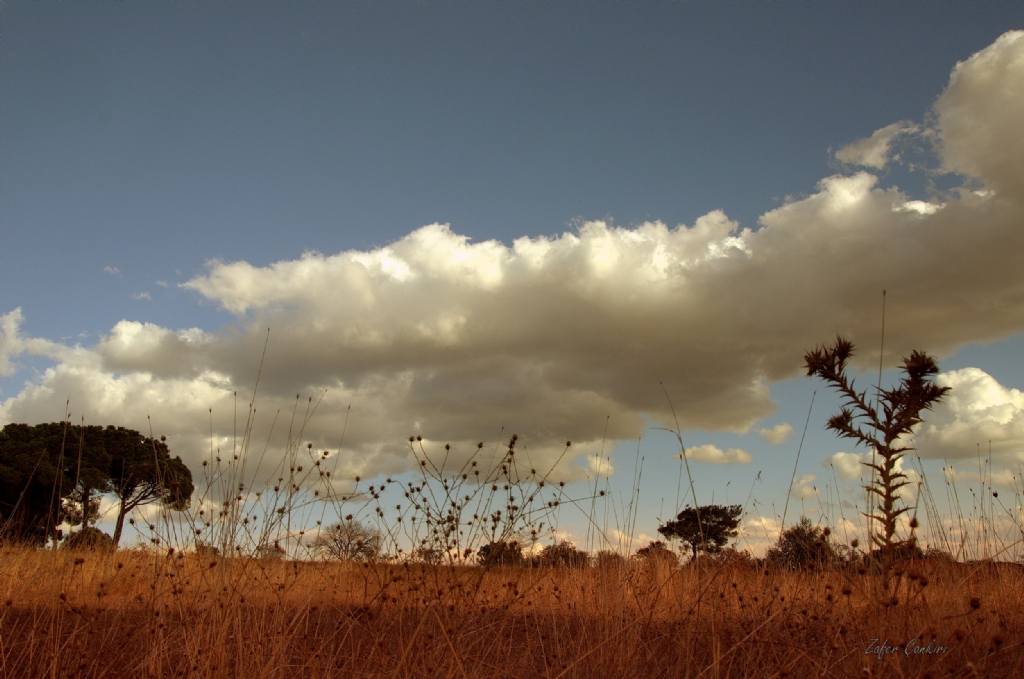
[1,546,1021,678]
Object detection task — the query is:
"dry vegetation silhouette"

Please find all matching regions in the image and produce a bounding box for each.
[1,341,1022,678]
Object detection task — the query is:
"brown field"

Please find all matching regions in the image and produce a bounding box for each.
[1,546,1021,678]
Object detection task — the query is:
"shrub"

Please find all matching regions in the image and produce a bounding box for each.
[254,543,286,560]
[411,546,445,565]
[62,526,114,551]
[634,540,678,566]
[536,541,589,568]
[477,540,525,566]
[594,549,627,570]
[766,517,838,570]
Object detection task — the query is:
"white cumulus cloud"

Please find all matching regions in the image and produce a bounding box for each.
[916,367,1024,460]
[684,444,753,465]
[823,451,918,502]
[758,423,793,445]
[586,454,615,478]
[825,451,868,481]
[835,121,918,169]
[935,31,1024,196]
[790,474,819,500]
[3,32,1024,483]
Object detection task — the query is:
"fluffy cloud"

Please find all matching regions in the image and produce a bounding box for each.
[789,474,819,500]
[740,515,781,545]
[825,452,867,481]
[834,121,918,169]
[586,454,615,478]
[3,32,1024,482]
[1,308,66,377]
[758,423,793,445]
[935,31,1024,196]
[822,451,919,502]
[0,310,21,377]
[684,444,753,465]
[941,464,1018,489]
[916,367,1024,460]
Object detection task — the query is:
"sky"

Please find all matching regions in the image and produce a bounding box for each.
[3,2,1024,555]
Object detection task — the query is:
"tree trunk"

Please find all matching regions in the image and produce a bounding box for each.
[79,485,91,533]
[112,498,127,547]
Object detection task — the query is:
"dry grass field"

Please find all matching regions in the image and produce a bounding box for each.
[1,545,1021,678]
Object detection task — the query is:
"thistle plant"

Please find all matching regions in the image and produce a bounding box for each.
[804,336,950,558]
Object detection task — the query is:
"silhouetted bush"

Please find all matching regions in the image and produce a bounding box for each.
[766,517,838,570]
[535,541,589,568]
[477,540,525,566]
[62,526,114,551]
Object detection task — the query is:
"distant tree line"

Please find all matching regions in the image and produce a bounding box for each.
[307,505,948,570]
[0,422,194,548]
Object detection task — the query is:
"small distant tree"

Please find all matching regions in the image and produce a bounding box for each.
[477,540,524,567]
[766,516,838,570]
[536,541,589,568]
[314,518,382,561]
[805,337,950,559]
[658,504,742,559]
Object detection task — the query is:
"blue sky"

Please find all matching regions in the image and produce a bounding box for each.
[3,2,1024,554]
